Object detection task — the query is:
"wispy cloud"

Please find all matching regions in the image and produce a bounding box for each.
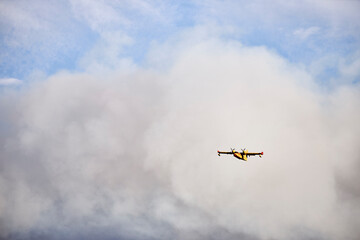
[0,78,22,86]
[1,0,359,80]
[293,26,320,40]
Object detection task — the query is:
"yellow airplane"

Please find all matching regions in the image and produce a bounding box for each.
[217,148,263,161]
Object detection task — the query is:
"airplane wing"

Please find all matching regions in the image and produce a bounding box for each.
[217,150,233,155]
[246,152,264,157]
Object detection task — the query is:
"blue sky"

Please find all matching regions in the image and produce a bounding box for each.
[1,0,359,84]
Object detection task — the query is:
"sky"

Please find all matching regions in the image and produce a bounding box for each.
[0,0,360,240]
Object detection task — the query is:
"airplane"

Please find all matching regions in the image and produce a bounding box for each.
[217,148,263,161]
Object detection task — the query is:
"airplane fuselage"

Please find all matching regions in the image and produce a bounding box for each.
[233,152,245,160]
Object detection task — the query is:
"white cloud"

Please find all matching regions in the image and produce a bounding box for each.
[0,34,359,240]
[145,39,359,239]
[339,54,360,81]
[69,0,128,32]
[293,26,320,40]
[0,78,22,86]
